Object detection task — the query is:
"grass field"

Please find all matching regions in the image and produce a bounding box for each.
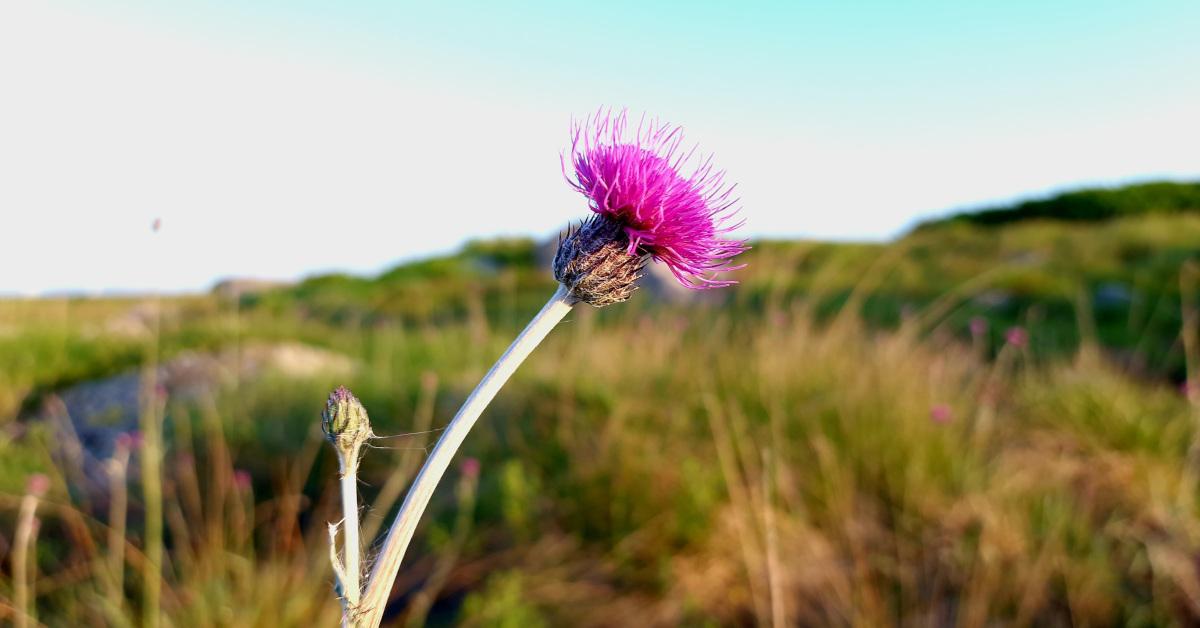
[3,187,1200,626]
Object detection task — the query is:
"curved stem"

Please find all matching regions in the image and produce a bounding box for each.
[359,284,575,627]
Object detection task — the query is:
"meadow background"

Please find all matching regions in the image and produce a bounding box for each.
[2,181,1200,626]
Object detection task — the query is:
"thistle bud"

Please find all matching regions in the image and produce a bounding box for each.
[553,215,645,307]
[322,386,372,457]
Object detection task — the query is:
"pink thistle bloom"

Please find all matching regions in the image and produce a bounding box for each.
[930,404,953,424]
[1005,326,1028,348]
[563,110,747,290]
[969,316,988,337]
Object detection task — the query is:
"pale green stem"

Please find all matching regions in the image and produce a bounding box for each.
[340,451,363,610]
[358,284,575,627]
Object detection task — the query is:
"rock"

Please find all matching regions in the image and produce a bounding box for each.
[973,290,1013,309]
[41,342,355,462]
[1095,283,1133,308]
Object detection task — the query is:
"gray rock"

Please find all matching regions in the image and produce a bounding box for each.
[42,342,355,462]
[1095,283,1133,308]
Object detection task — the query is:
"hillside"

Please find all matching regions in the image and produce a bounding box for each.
[917,180,1200,228]
[3,190,1199,419]
[242,197,1200,380]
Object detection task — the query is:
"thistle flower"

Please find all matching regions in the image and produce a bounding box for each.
[555,110,747,306]
[356,111,748,628]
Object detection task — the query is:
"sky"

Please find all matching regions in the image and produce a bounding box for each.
[2,0,1198,295]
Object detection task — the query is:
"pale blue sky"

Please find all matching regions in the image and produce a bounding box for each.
[2,1,1198,294]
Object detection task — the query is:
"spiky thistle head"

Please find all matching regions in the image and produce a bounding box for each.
[554,110,747,306]
[322,386,372,457]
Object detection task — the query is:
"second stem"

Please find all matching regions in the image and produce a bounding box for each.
[340,452,362,609]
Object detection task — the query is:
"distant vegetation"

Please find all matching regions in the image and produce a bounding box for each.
[918,180,1200,228]
[248,238,551,327]
[248,183,1200,381]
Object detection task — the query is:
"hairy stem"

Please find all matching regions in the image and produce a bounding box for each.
[359,284,575,627]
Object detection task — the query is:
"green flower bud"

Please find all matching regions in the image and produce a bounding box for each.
[322,386,372,456]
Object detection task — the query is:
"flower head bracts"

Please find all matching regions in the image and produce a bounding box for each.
[322,386,372,458]
[563,110,747,289]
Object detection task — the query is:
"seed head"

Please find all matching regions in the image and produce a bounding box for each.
[553,215,645,306]
[322,386,372,455]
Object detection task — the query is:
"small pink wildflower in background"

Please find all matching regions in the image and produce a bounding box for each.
[563,110,747,290]
[1005,326,1028,348]
[125,430,144,450]
[461,458,481,480]
[27,474,50,497]
[969,316,988,338]
[930,404,953,425]
[233,470,253,491]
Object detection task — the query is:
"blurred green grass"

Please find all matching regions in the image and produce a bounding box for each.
[2,184,1200,625]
